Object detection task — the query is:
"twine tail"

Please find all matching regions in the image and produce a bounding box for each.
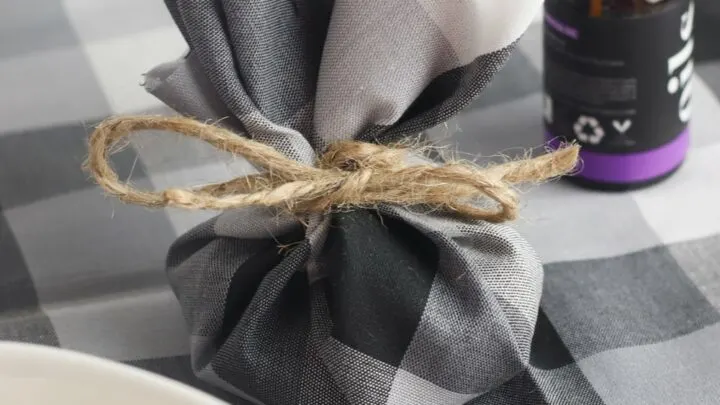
[495,144,580,184]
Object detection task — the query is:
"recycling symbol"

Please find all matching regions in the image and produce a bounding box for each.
[573,115,605,145]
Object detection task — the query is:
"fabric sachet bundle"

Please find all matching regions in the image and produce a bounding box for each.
[86,1,579,404]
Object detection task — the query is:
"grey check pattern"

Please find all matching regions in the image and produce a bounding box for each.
[1,1,720,404]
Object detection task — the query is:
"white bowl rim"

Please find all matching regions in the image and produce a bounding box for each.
[0,341,228,405]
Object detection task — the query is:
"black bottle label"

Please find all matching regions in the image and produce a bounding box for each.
[543,0,694,184]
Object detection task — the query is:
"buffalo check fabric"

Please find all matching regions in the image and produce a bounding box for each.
[1,0,720,404]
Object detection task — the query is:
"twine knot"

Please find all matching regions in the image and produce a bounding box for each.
[85,116,579,223]
[319,141,403,171]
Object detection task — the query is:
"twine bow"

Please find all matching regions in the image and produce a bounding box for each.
[86,116,579,223]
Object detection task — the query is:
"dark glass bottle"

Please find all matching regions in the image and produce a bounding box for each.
[543,0,695,190]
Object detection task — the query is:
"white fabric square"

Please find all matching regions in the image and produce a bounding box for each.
[62,0,175,43]
[0,47,110,134]
[579,324,720,405]
[515,181,662,263]
[386,369,477,405]
[82,26,187,114]
[632,143,720,246]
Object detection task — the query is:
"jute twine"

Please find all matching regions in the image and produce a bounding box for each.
[86,115,579,223]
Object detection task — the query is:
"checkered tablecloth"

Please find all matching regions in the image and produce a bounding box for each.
[2,1,720,404]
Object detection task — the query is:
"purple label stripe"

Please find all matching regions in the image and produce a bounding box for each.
[545,13,579,40]
[546,129,690,184]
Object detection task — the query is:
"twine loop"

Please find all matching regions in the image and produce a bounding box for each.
[85,115,579,223]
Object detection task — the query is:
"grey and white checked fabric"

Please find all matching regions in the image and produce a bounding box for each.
[1,1,720,404]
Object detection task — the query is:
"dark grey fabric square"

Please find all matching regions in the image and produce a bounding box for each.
[542,246,720,359]
[695,0,720,63]
[0,209,38,314]
[469,369,547,405]
[469,364,605,405]
[126,356,251,405]
[0,206,58,347]
[465,49,541,111]
[0,0,79,59]
[669,232,720,310]
[0,310,58,346]
[0,120,144,208]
